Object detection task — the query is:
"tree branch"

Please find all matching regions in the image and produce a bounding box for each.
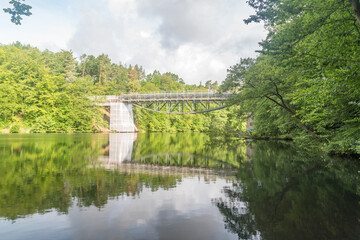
[263,94,319,139]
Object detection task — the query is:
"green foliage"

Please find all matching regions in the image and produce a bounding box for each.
[0,44,105,133]
[133,106,243,133]
[222,0,360,155]
[10,123,20,133]
[3,0,32,25]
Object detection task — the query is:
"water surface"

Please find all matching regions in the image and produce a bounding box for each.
[0,133,358,240]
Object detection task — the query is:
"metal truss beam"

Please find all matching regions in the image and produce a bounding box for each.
[133,100,225,114]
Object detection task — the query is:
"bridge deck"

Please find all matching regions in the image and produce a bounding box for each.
[102,92,231,105]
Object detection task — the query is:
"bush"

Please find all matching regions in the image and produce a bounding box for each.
[10,123,20,133]
[31,116,57,133]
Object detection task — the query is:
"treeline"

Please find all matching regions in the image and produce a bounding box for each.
[222,0,360,155]
[0,42,228,133]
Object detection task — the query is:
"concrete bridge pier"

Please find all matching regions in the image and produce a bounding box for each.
[110,102,136,132]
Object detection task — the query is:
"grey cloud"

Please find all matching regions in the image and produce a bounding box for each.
[138,0,241,49]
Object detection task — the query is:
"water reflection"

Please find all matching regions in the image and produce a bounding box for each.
[0,133,239,240]
[0,133,242,221]
[99,133,137,168]
[0,134,359,240]
[214,141,360,240]
[101,133,244,172]
[0,134,185,220]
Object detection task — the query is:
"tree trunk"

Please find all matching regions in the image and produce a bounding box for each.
[99,64,102,84]
[349,0,360,25]
[82,62,86,79]
[293,115,319,139]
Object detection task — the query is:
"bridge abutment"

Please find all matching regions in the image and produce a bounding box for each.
[110,102,136,132]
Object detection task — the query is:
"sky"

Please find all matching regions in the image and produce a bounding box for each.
[0,0,267,85]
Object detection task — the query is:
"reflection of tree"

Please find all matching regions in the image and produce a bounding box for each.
[68,171,180,209]
[0,134,179,220]
[132,133,246,168]
[215,184,259,240]
[215,142,360,240]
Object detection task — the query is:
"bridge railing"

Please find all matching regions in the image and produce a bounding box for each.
[104,91,232,103]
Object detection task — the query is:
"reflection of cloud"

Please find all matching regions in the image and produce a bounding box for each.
[66,178,236,239]
[0,212,72,239]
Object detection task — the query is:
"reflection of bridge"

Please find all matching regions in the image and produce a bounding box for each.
[131,153,236,169]
[98,133,238,174]
[96,92,232,132]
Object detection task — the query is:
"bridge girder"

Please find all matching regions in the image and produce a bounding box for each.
[133,100,225,114]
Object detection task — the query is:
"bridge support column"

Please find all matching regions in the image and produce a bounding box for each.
[110,102,136,132]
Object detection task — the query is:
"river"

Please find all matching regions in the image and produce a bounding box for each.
[0,133,359,240]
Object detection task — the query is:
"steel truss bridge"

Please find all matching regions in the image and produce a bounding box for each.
[100,92,232,114]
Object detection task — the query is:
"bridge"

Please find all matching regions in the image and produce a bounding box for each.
[95,92,232,132]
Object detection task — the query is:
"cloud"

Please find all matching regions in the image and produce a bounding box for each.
[138,0,222,49]
[67,1,121,60]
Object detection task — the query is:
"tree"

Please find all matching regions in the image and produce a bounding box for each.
[97,54,111,84]
[60,50,77,83]
[205,80,218,91]
[245,0,360,27]
[222,0,360,154]
[226,56,319,138]
[126,67,141,92]
[3,0,32,25]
